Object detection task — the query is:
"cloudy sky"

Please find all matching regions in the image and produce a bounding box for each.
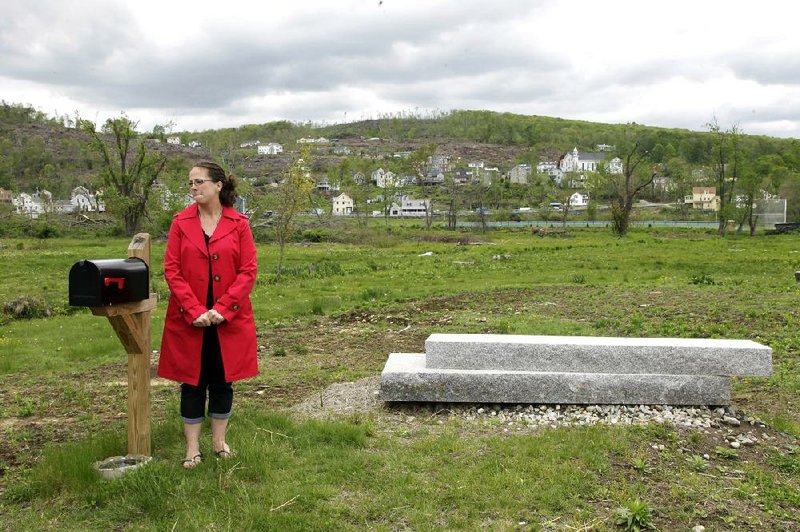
[2,0,800,138]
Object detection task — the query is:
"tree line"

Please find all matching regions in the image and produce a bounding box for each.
[2,102,799,237]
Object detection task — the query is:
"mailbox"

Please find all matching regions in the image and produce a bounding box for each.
[69,258,149,307]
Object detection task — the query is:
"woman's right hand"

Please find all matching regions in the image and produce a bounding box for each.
[192,312,212,327]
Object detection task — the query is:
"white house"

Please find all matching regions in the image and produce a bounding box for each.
[298,137,329,144]
[389,196,430,217]
[188,140,202,148]
[240,140,260,148]
[258,143,283,155]
[372,168,402,188]
[537,160,563,184]
[332,193,354,215]
[13,190,52,218]
[560,147,622,175]
[569,192,590,207]
[166,136,181,145]
[71,186,98,212]
[508,164,532,185]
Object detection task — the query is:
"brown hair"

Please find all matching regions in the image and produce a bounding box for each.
[193,160,238,207]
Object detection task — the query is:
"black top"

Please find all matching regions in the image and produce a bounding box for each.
[199,232,225,385]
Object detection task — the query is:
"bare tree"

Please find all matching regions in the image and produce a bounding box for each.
[79,114,167,235]
[594,130,656,236]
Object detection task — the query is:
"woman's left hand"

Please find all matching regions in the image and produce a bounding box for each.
[208,309,225,325]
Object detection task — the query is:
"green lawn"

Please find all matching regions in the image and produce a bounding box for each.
[1,225,798,529]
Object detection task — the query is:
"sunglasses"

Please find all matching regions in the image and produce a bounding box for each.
[188,178,214,187]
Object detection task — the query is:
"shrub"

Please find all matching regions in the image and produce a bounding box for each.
[689,273,716,285]
[3,296,52,320]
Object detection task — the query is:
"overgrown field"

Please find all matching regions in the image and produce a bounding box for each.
[0,225,798,530]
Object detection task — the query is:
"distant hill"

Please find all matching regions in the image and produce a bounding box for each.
[3,104,799,207]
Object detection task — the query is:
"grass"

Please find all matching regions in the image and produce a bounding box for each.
[5,411,633,529]
[1,224,799,529]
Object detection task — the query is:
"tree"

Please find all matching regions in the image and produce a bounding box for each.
[442,174,461,230]
[707,118,745,236]
[78,114,167,235]
[270,146,314,280]
[594,128,656,236]
[662,156,694,219]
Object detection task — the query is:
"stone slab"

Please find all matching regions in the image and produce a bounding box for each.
[425,334,773,376]
[380,353,731,405]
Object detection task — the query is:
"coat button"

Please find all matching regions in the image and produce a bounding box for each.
[213,275,221,281]
[212,253,219,260]
[232,304,239,310]
[179,307,184,313]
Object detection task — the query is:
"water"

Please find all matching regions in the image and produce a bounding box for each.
[457,220,718,228]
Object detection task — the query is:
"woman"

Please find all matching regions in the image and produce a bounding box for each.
[158,160,258,469]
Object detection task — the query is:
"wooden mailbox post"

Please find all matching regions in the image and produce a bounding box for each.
[90,233,156,456]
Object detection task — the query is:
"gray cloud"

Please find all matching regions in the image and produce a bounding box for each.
[2,0,800,138]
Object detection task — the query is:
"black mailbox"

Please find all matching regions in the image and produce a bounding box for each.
[69,258,149,307]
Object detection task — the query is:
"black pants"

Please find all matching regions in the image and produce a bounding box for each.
[180,382,233,423]
[180,324,233,424]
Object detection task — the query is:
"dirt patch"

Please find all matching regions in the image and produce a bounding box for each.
[290,376,383,419]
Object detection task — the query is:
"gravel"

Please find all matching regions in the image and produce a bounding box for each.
[289,376,769,434]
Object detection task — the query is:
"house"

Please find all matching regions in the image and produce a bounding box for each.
[422,173,445,186]
[240,140,260,148]
[685,187,720,211]
[454,168,471,184]
[508,164,532,185]
[13,190,51,218]
[401,175,417,186]
[315,176,340,192]
[0,188,11,203]
[332,193,353,215]
[428,155,451,175]
[352,172,366,185]
[258,143,283,155]
[389,195,430,217]
[481,166,500,186]
[54,200,74,214]
[372,168,401,188]
[71,186,98,212]
[297,137,329,144]
[188,140,202,148]
[569,192,590,207]
[559,147,622,175]
[166,136,181,145]
[537,160,563,184]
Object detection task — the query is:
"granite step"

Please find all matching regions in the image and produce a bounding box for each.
[380,353,731,405]
[425,334,773,376]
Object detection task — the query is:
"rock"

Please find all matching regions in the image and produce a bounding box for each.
[730,441,741,449]
[693,526,706,532]
[723,416,741,426]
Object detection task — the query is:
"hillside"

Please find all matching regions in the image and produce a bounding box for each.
[3,104,800,220]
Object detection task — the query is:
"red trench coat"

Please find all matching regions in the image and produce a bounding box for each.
[157,203,258,386]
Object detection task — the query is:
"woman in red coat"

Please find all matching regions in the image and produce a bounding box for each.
[158,160,258,469]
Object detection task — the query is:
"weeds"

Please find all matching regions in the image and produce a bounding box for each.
[613,499,654,531]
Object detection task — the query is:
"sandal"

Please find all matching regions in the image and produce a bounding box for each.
[214,444,234,459]
[182,453,202,469]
